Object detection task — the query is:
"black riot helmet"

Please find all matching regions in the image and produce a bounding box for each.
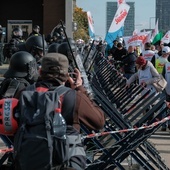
[26,35,48,52]
[4,51,38,82]
[58,42,77,64]
[33,25,40,30]
[48,43,60,53]
[25,35,48,61]
[63,37,77,54]
[12,27,23,37]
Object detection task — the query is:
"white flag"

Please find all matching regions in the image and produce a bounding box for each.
[133,29,139,36]
[161,30,170,44]
[124,31,150,49]
[117,0,126,7]
[151,19,158,41]
[105,3,130,48]
[87,11,95,39]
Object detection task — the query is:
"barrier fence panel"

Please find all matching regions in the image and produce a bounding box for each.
[83,52,169,170]
[0,48,169,170]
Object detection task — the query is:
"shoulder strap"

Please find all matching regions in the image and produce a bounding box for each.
[45,85,71,149]
[26,84,70,95]
[4,78,20,98]
[25,83,36,91]
[17,78,30,87]
[54,85,71,97]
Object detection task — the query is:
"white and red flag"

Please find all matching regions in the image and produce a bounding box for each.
[105,3,130,48]
[87,11,95,39]
[161,30,170,44]
[117,0,126,7]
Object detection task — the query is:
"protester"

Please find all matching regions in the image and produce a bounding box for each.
[14,53,105,170]
[151,44,156,52]
[112,42,128,62]
[155,43,163,56]
[134,44,141,57]
[122,45,137,79]
[109,39,118,56]
[151,46,170,73]
[126,56,160,93]
[141,42,155,61]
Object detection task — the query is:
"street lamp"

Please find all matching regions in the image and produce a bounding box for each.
[149,17,156,29]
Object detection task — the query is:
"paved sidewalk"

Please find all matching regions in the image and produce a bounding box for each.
[0,131,170,169]
[148,130,170,169]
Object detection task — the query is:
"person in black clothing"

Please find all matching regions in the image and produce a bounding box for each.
[14,53,105,170]
[25,35,48,63]
[0,51,38,169]
[112,42,128,61]
[3,27,24,63]
[122,45,137,79]
[29,25,41,37]
[110,39,118,56]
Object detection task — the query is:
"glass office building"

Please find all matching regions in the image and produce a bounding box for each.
[156,0,170,32]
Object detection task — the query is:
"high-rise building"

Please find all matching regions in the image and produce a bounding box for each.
[106,1,135,36]
[156,0,170,32]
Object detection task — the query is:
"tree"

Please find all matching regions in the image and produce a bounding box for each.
[73,6,89,42]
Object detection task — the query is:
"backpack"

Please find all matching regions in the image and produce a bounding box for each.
[14,84,86,170]
[0,78,21,136]
[0,78,24,170]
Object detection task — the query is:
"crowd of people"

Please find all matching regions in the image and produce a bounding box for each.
[0,25,105,170]
[107,39,170,131]
[0,23,170,169]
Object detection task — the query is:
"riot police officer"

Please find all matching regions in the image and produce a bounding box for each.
[25,35,48,63]
[0,51,38,169]
[3,27,24,63]
[2,51,38,89]
[29,25,41,37]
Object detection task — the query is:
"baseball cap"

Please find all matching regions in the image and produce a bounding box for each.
[41,53,69,81]
[136,56,147,66]
[162,46,170,54]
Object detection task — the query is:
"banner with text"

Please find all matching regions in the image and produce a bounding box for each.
[105,3,130,48]
[161,30,170,44]
[123,31,150,49]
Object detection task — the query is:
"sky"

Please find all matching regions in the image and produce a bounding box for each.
[76,0,156,39]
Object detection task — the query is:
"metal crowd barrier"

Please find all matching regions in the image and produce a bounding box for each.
[83,52,169,170]
[0,48,169,170]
